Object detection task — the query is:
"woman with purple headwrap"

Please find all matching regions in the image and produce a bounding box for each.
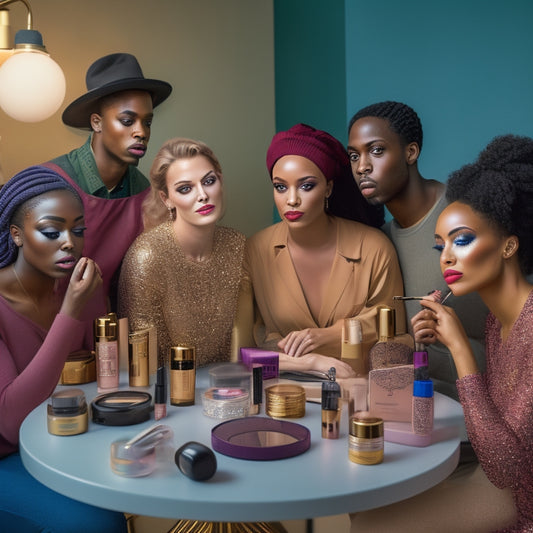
[0,166,127,532]
[244,124,404,377]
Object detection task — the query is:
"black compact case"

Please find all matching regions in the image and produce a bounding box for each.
[91,391,152,426]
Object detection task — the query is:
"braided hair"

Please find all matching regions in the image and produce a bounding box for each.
[0,166,80,268]
[349,101,423,151]
[447,134,533,275]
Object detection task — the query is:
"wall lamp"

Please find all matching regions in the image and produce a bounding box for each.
[0,0,65,122]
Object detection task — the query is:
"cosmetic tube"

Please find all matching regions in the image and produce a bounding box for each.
[170,345,196,406]
[154,366,167,420]
[341,318,365,375]
[128,330,149,387]
[321,367,341,439]
[249,364,263,415]
[412,380,434,436]
[414,344,430,381]
[95,316,119,393]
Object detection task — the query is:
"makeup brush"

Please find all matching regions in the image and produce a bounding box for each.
[393,290,452,304]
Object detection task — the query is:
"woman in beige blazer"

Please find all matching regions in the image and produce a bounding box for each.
[244,124,405,377]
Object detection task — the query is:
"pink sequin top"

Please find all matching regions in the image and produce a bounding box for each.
[457,290,533,532]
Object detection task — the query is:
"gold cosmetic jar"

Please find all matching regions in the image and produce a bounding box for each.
[47,388,88,436]
[59,350,96,385]
[265,384,306,418]
[348,416,384,465]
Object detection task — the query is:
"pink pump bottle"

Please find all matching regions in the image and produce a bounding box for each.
[95,316,119,393]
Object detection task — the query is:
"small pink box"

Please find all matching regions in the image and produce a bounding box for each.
[368,364,414,422]
[240,348,279,380]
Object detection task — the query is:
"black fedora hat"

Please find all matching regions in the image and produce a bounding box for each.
[62,53,173,129]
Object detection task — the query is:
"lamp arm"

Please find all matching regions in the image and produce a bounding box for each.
[0,0,32,30]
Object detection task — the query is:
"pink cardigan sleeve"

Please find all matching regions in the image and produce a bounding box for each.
[0,292,103,456]
[457,372,533,491]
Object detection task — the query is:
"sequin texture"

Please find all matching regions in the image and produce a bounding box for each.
[457,290,533,532]
[118,222,245,367]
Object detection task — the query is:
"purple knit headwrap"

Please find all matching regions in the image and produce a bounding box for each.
[0,165,79,268]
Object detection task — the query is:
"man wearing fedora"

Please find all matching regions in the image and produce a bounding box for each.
[45,53,172,304]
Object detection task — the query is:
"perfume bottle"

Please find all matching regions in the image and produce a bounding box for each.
[369,306,414,370]
[321,367,341,439]
[368,306,414,422]
[341,317,365,376]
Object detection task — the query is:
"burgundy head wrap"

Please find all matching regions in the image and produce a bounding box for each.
[266,123,351,181]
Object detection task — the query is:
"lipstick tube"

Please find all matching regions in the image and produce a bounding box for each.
[154,367,167,420]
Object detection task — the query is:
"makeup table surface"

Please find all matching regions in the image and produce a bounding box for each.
[19,369,465,522]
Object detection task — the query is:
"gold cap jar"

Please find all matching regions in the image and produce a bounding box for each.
[348,416,384,465]
[60,350,96,385]
[47,388,88,436]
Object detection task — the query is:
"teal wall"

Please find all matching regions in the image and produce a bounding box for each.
[345,0,533,182]
[274,0,533,184]
[273,0,347,142]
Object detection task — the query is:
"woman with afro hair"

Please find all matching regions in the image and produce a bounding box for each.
[351,135,533,532]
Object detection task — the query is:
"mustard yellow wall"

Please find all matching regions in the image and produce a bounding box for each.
[0,0,275,236]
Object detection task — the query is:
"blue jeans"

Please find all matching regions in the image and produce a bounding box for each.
[0,453,127,533]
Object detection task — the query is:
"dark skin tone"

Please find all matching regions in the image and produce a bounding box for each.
[348,116,444,228]
[0,190,102,330]
[90,89,154,191]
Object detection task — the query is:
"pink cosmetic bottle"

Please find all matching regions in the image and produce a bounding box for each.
[95,316,119,393]
[368,306,414,422]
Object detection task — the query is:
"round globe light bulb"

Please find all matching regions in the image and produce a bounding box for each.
[0,51,66,122]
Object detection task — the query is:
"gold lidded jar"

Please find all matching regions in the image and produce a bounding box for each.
[348,416,384,465]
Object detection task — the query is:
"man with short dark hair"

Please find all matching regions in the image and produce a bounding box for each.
[46,53,172,302]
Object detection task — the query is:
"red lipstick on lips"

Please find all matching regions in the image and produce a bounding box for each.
[284,211,303,221]
[196,204,215,215]
[56,255,77,270]
[443,269,463,284]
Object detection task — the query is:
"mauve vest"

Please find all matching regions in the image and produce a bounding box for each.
[43,162,149,299]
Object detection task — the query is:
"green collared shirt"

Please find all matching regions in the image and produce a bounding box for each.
[50,136,149,199]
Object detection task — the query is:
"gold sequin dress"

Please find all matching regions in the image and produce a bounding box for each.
[118,222,245,367]
[457,290,533,532]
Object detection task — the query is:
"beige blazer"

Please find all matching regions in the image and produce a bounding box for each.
[244,217,405,363]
